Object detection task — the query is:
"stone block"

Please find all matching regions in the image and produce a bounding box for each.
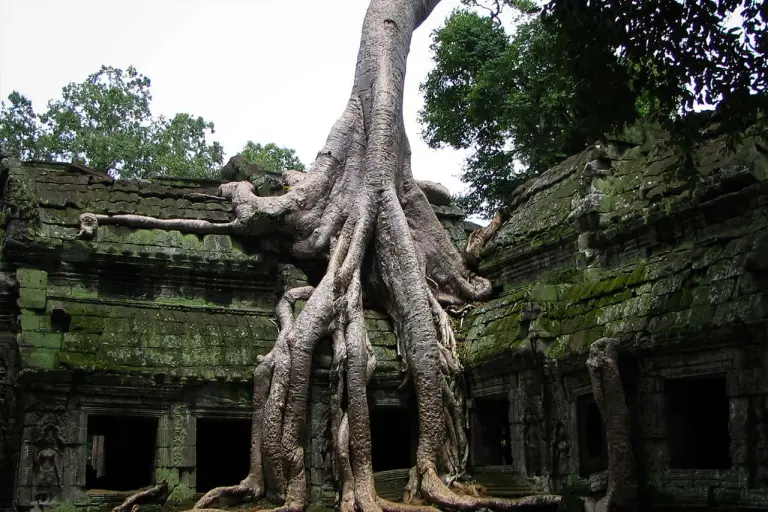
[21,331,62,349]
[17,268,48,289]
[15,485,32,506]
[18,287,47,310]
[180,468,196,489]
[156,467,180,487]
[19,347,58,369]
[20,310,51,332]
[730,440,749,465]
[156,446,172,467]
[728,397,749,440]
[165,483,195,506]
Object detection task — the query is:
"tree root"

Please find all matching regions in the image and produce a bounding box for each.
[193,484,254,509]
[111,480,168,512]
[421,468,562,511]
[76,1,567,511]
[586,338,638,512]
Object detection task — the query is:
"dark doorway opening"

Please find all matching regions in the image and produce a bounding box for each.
[471,398,512,466]
[577,394,608,476]
[666,376,731,469]
[86,415,158,491]
[196,418,252,492]
[370,407,415,472]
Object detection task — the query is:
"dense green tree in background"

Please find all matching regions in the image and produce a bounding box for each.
[421,0,767,215]
[239,141,306,173]
[0,66,304,180]
[0,66,224,179]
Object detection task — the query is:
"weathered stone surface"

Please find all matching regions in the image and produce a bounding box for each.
[1,124,766,510]
[459,125,768,509]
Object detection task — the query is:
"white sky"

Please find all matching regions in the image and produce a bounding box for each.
[0,0,470,194]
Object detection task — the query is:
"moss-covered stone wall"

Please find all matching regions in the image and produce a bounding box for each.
[0,159,421,510]
[458,124,768,508]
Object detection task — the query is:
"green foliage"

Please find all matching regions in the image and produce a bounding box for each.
[543,0,767,133]
[0,66,223,179]
[421,9,612,215]
[239,141,305,173]
[0,92,40,159]
[422,0,767,215]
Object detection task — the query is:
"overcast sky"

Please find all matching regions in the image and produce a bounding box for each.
[0,0,471,194]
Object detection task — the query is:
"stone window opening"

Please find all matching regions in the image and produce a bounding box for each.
[471,398,512,466]
[85,415,158,491]
[195,417,251,492]
[577,394,608,477]
[370,406,416,472]
[50,308,71,333]
[665,376,731,469]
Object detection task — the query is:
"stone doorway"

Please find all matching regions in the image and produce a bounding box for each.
[370,407,416,472]
[195,417,251,492]
[86,415,158,491]
[471,398,512,466]
[577,394,608,477]
[665,376,731,469]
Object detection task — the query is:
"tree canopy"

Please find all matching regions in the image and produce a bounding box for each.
[421,0,767,215]
[239,141,306,173]
[0,66,305,180]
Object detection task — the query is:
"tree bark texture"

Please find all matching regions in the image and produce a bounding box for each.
[78,1,562,510]
[586,338,638,512]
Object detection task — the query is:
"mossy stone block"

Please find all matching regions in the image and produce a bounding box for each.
[20,347,58,369]
[22,331,62,349]
[165,483,196,506]
[17,268,48,289]
[20,310,51,332]
[156,467,180,487]
[18,288,47,310]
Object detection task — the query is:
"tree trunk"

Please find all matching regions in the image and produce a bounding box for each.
[586,338,638,512]
[78,1,562,510]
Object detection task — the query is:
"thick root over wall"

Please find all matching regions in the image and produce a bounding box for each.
[78,1,568,511]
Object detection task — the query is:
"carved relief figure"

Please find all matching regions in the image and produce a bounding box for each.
[551,420,570,477]
[33,424,63,504]
[0,355,8,383]
[755,395,768,485]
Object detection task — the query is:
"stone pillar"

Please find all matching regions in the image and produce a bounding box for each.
[634,363,668,484]
[15,393,83,509]
[507,374,526,475]
[307,383,333,504]
[0,331,21,509]
[160,404,196,505]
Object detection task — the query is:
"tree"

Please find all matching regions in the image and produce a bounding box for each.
[420,9,617,215]
[0,66,224,179]
[239,141,306,173]
[75,1,565,511]
[542,0,767,138]
[0,92,40,159]
[422,0,767,215]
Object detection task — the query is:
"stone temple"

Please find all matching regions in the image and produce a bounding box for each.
[0,123,766,511]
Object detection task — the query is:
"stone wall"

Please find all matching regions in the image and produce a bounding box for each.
[1,120,766,511]
[459,124,768,508]
[0,159,425,511]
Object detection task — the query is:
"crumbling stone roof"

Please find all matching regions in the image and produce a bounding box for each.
[460,124,768,371]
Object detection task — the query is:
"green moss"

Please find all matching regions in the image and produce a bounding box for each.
[20,310,51,332]
[47,503,78,512]
[18,287,47,309]
[165,483,196,506]
[17,268,48,289]
[21,331,62,349]
[20,347,59,369]
[156,467,180,487]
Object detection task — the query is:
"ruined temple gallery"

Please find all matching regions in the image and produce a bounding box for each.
[0,0,767,509]
[0,123,766,511]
